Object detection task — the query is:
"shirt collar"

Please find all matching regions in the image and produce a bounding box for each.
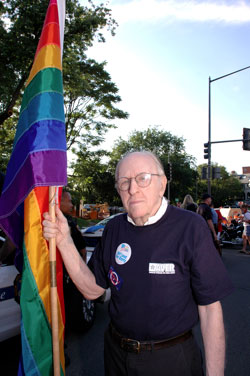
[127,197,168,226]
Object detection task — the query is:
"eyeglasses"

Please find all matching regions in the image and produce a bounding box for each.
[115,172,162,191]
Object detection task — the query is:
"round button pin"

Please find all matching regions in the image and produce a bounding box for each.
[115,243,132,265]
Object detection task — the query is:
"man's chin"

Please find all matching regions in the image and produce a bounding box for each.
[128,209,148,221]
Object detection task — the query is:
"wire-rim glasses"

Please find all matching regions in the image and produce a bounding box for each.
[116,172,162,191]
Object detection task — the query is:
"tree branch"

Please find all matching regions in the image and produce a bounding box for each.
[0,64,31,126]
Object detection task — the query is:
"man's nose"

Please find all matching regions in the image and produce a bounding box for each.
[128,178,139,194]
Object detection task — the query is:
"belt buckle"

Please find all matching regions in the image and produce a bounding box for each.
[121,338,141,353]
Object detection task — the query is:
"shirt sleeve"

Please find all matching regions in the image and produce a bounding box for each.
[189,218,234,305]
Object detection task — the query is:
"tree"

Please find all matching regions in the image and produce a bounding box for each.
[196,164,243,207]
[68,148,120,206]
[0,0,128,171]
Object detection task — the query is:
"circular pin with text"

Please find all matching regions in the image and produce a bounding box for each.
[115,243,132,265]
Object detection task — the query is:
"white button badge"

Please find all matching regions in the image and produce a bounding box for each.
[115,243,132,265]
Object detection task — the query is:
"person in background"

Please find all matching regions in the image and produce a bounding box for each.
[60,190,87,367]
[197,194,218,243]
[60,190,86,261]
[239,204,250,255]
[181,194,198,212]
[43,151,233,376]
[215,208,224,240]
[210,201,218,235]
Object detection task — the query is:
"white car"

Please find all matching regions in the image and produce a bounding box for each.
[0,251,21,342]
[81,213,123,252]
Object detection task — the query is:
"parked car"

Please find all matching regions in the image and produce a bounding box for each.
[0,236,21,342]
[81,213,123,251]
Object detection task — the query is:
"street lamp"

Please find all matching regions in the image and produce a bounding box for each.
[207,65,250,195]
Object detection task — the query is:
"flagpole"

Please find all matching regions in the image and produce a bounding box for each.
[49,186,61,376]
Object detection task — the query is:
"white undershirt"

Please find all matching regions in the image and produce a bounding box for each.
[127,197,168,226]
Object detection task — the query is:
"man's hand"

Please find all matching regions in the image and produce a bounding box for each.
[43,206,71,248]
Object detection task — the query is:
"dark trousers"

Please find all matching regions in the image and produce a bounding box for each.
[104,327,204,376]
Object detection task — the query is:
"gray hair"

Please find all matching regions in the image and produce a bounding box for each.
[115,150,165,181]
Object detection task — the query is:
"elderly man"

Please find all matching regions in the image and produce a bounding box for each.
[43,151,233,376]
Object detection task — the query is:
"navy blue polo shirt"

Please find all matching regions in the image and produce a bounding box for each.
[88,205,233,341]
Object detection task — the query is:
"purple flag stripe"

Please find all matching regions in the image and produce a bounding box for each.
[0,150,67,219]
[3,120,66,193]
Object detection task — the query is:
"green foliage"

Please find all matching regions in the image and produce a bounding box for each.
[210,177,244,207]
[0,106,19,172]
[64,58,128,150]
[196,163,244,207]
[76,217,100,228]
[0,0,128,168]
[68,148,120,207]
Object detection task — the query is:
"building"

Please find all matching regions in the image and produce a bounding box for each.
[232,167,250,203]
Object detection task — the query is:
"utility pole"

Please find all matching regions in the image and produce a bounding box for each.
[207,65,250,195]
[167,155,170,202]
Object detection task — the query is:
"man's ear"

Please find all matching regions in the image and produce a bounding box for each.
[160,175,167,196]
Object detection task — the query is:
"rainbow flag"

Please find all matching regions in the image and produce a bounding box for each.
[0,0,67,374]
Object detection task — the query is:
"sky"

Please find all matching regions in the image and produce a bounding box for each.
[86,0,250,174]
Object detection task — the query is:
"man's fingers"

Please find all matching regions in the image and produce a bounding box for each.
[55,206,65,220]
[43,212,51,220]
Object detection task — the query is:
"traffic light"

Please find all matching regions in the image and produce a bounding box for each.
[166,162,172,182]
[204,142,210,159]
[201,167,207,180]
[212,167,221,179]
[243,128,250,150]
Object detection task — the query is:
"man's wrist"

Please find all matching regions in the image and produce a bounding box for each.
[58,234,74,250]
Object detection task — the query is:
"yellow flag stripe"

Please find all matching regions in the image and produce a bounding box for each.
[24,190,65,371]
[26,44,62,87]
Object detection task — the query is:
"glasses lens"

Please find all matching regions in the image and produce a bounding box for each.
[136,173,151,187]
[117,178,130,191]
[117,173,156,191]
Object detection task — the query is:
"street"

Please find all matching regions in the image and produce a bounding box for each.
[66,245,250,376]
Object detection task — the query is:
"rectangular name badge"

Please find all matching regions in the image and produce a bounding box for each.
[149,263,175,275]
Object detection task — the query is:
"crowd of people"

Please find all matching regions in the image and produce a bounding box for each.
[177,193,250,256]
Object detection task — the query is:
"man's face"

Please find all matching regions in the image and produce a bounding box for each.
[205,197,212,206]
[117,153,167,225]
[60,192,73,215]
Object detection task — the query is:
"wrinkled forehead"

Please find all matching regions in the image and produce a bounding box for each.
[117,153,158,178]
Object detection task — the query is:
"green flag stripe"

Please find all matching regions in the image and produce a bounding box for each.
[21,244,53,375]
[21,68,63,113]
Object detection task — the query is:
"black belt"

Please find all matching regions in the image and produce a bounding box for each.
[109,323,192,354]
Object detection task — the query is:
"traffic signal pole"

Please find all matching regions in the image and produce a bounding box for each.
[167,155,171,201]
[207,65,250,196]
[208,77,212,195]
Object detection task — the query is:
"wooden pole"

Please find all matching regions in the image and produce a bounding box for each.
[49,186,60,376]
